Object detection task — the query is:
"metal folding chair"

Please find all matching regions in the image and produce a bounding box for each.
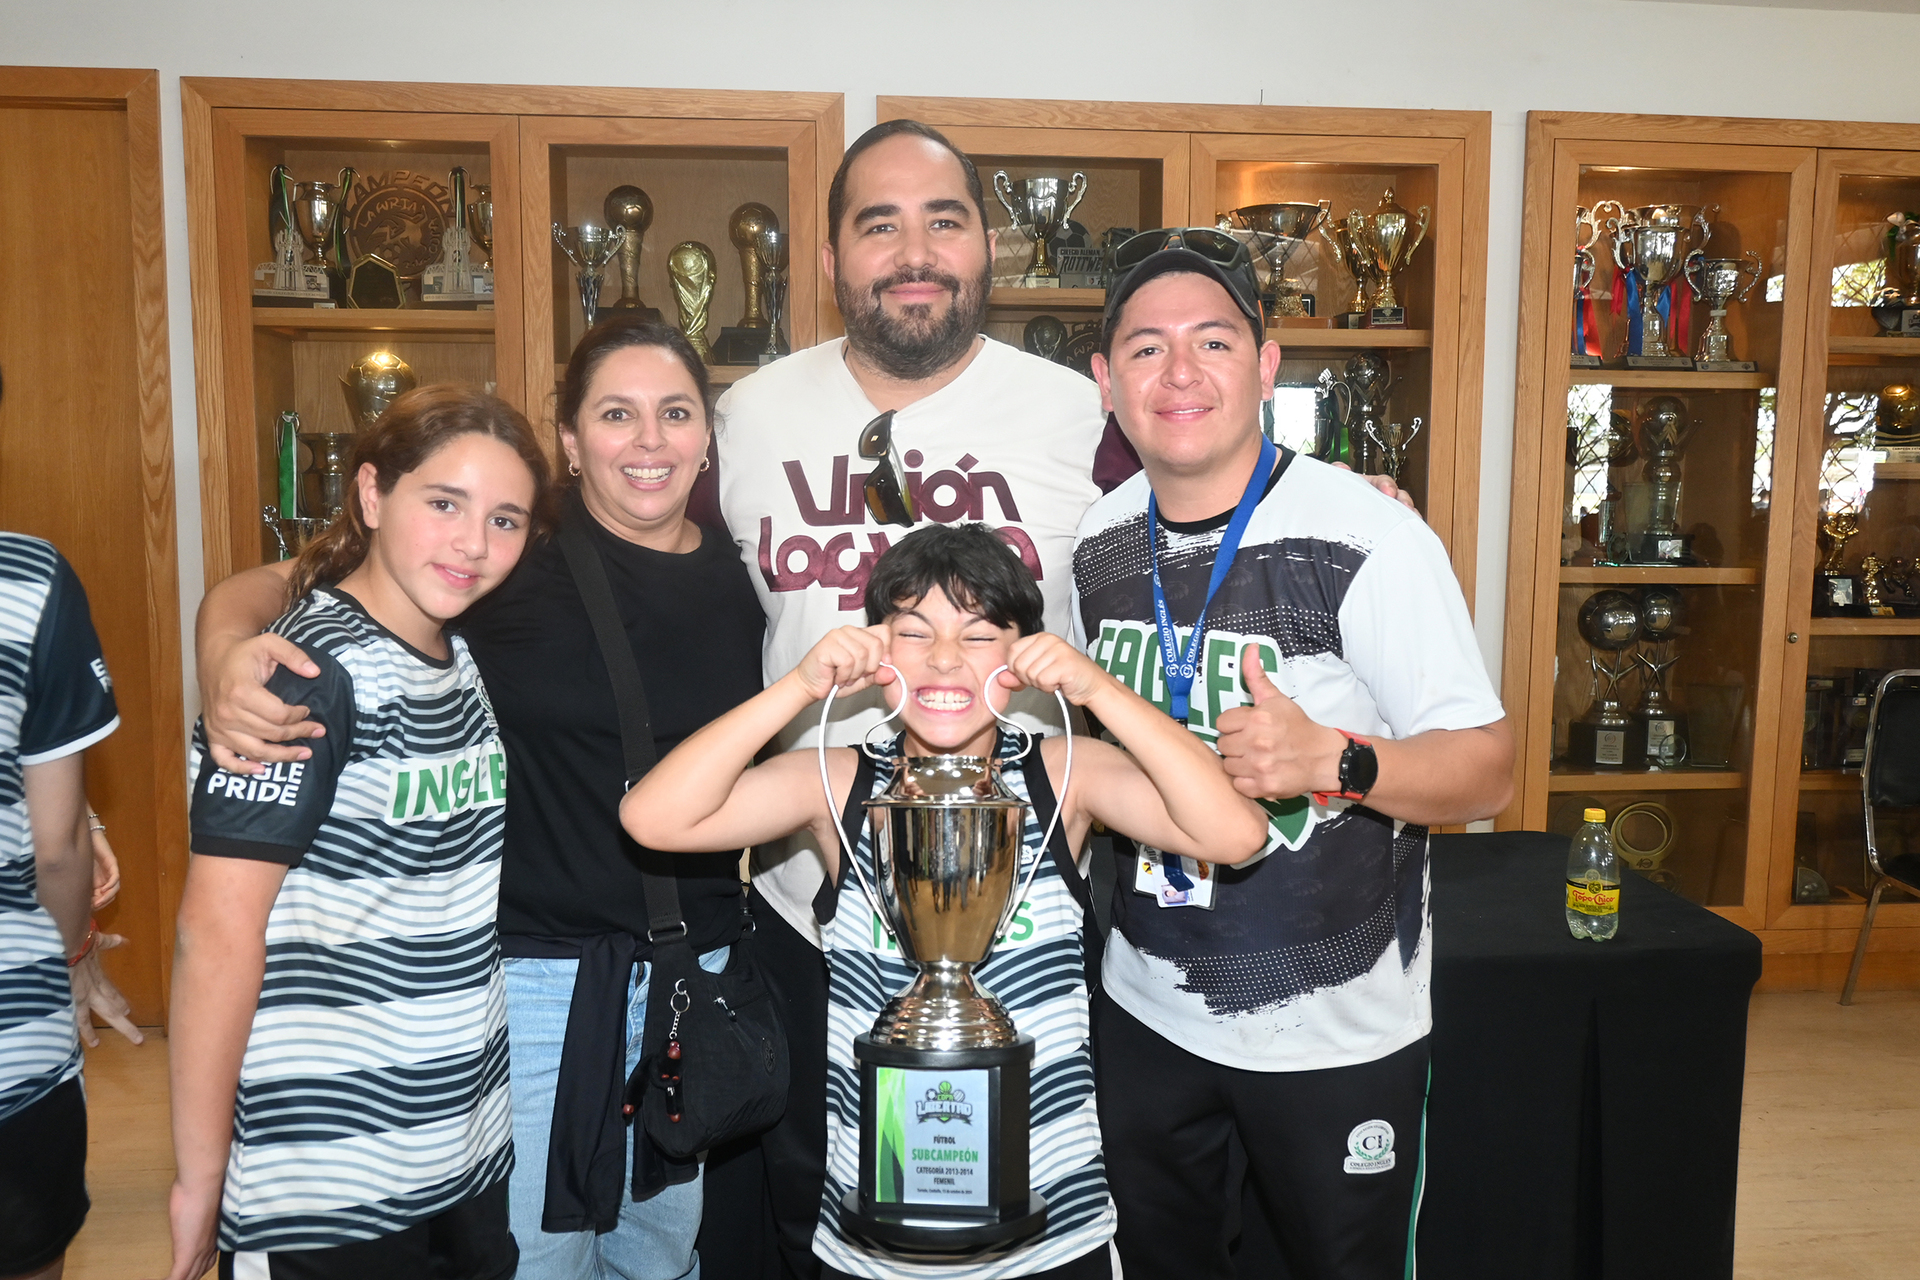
[1841,670,1920,1005]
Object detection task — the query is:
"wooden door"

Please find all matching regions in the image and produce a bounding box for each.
[0,68,184,1024]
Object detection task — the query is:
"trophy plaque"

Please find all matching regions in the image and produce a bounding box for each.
[1685,252,1762,371]
[344,169,449,306]
[553,223,625,330]
[1607,204,1713,368]
[668,241,717,363]
[1630,395,1699,564]
[758,227,791,365]
[1223,201,1331,321]
[1347,189,1429,329]
[605,186,662,322]
[1022,315,1067,364]
[992,172,1088,286]
[1569,589,1646,769]
[420,167,492,307]
[1634,586,1687,768]
[346,254,406,310]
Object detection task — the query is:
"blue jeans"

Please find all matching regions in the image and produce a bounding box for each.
[504,947,729,1280]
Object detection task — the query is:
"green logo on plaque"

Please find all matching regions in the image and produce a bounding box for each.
[914,1080,975,1125]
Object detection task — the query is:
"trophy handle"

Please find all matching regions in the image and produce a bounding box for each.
[1404,206,1431,267]
[1684,250,1707,300]
[982,665,1073,949]
[1692,205,1717,254]
[551,222,573,261]
[448,167,467,230]
[1316,222,1346,265]
[992,171,1024,233]
[1406,416,1424,446]
[269,165,295,246]
[332,167,357,270]
[1061,172,1089,226]
[1734,250,1764,301]
[818,665,912,941]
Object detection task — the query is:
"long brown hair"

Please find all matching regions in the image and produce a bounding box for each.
[556,314,715,475]
[289,385,553,601]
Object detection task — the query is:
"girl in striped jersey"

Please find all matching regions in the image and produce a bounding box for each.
[621,524,1269,1278]
[167,389,550,1280]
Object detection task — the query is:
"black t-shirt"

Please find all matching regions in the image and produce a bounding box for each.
[457,498,766,951]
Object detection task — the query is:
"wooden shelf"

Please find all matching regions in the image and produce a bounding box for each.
[1559,566,1759,585]
[989,286,1105,309]
[1271,328,1433,349]
[252,307,496,335]
[1808,617,1920,636]
[1827,335,1920,358]
[1876,462,1920,480]
[1568,367,1773,389]
[550,360,757,387]
[1547,769,1747,792]
[1797,769,1861,792]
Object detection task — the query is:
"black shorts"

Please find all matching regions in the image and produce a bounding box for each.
[218,1178,516,1280]
[0,1077,89,1273]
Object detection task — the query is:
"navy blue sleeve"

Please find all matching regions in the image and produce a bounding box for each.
[189,651,354,866]
[18,553,118,764]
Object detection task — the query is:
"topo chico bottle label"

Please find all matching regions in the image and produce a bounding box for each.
[1566,878,1621,916]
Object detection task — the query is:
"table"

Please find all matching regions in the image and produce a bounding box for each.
[1226,830,1762,1279]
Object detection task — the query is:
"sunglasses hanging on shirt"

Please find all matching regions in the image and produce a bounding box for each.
[858,409,919,528]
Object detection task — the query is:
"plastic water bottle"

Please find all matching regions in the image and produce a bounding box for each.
[1566,808,1621,941]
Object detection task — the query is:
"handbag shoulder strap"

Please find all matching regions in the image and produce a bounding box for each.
[556,512,686,943]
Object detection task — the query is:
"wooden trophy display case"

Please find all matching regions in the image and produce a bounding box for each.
[1506,112,1920,988]
[184,79,840,585]
[878,99,1490,594]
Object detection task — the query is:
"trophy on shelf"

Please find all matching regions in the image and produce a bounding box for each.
[1610,801,1679,890]
[1317,216,1374,327]
[1342,352,1394,473]
[466,183,495,286]
[668,241,717,363]
[992,171,1088,286]
[253,166,330,304]
[1633,585,1688,768]
[1630,395,1701,564]
[1311,367,1357,465]
[834,738,1052,1250]
[553,222,625,330]
[262,410,328,559]
[1343,188,1429,329]
[758,226,791,365]
[1363,417,1424,484]
[1570,203,1619,368]
[604,185,662,322]
[1879,382,1920,462]
[1607,203,1713,368]
[1022,315,1067,364]
[1816,509,1863,613]
[1569,588,1646,770]
[1685,251,1763,371]
[421,167,491,307]
[716,203,779,364]
[1880,213,1920,336]
[1221,201,1331,320]
[341,350,416,427]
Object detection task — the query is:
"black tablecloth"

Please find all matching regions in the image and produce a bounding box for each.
[1224,831,1761,1279]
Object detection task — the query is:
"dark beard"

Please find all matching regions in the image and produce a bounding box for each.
[837,261,992,381]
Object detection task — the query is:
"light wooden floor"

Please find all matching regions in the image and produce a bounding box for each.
[58,991,1920,1278]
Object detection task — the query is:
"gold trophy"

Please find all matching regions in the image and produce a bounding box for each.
[1222,201,1332,319]
[1346,188,1430,329]
[605,185,661,321]
[1317,217,1375,326]
[296,351,415,518]
[728,203,779,328]
[669,241,717,362]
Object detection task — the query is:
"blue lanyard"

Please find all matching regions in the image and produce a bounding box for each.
[1147,435,1276,724]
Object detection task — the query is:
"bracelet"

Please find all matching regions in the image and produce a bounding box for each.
[67,919,99,968]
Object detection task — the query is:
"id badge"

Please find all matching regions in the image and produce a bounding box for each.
[1134,845,1216,910]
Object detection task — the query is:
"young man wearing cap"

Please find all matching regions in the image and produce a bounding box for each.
[1071,231,1513,1278]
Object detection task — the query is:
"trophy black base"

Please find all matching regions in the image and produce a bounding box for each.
[847,1035,1045,1252]
[714,326,771,365]
[1694,359,1757,372]
[1364,306,1407,329]
[251,292,335,308]
[1334,312,1368,329]
[1570,353,1603,369]
[1625,354,1694,370]
[1568,717,1646,770]
[1629,533,1698,565]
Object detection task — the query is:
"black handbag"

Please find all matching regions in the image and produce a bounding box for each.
[557,516,790,1161]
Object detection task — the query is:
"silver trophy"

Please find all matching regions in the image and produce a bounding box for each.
[757,226,790,364]
[1632,395,1698,564]
[254,165,349,302]
[1343,352,1395,473]
[1570,589,1645,769]
[1684,251,1763,371]
[553,222,626,329]
[1223,201,1331,318]
[1608,203,1714,367]
[421,167,488,305]
[822,666,1067,1251]
[1633,585,1687,767]
[1363,417,1424,484]
[993,172,1088,285]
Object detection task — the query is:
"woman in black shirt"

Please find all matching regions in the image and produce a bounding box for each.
[194,319,765,1279]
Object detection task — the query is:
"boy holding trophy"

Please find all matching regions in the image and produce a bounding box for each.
[624,523,1268,1278]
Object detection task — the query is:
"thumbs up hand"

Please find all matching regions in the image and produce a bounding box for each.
[1214,644,1348,800]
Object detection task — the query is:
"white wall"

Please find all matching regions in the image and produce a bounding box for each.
[8,0,1919,718]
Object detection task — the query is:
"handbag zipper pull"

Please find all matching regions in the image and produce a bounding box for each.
[656,978,690,1122]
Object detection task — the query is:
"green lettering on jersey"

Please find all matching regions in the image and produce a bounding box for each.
[384,744,508,825]
[413,765,450,817]
[390,771,411,820]
[451,759,472,807]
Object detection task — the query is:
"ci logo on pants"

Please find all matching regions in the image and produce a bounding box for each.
[1344,1119,1396,1174]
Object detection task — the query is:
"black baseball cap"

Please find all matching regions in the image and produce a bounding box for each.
[1102,228,1265,346]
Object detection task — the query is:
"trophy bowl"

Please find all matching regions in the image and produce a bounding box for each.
[1226,201,1330,314]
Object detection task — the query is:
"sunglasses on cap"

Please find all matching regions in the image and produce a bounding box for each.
[1105,227,1266,331]
[1109,226,1249,274]
[858,410,919,528]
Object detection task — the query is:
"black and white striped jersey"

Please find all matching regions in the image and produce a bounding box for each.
[1071,452,1504,1073]
[188,586,512,1251]
[0,534,118,1123]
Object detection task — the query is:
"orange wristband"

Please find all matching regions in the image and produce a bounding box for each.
[66,919,98,968]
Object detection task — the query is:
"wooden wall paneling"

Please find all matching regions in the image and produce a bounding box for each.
[813,94,844,342]
[0,67,184,1023]
[184,79,842,129]
[880,97,1490,146]
[1450,115,1493,619]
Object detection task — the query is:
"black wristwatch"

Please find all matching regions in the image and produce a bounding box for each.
[1317,732,1377,804]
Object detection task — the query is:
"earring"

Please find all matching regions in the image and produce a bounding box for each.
[699,456,711,472]
[568,462,580,477]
